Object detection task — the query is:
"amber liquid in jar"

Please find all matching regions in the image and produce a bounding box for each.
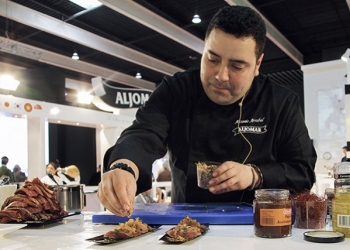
[253,189,292,238]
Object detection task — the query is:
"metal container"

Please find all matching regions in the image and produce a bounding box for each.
[55,185,84,212]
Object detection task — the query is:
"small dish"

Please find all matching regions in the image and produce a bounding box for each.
[0,224,26,237]
[7,212,81,227]
[86,224,162,245]
[160,223,209,244]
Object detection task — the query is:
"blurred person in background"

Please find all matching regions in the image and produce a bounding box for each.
[41,161,74,185]
[88,164,102,186]
[0,156,14,184]
[156,161,172,182]
[341,146,348,162]
[13,164,27,182]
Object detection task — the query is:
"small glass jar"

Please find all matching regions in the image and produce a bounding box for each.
[332,187,350,237]
[334,178,350,188]
[333,162,350,176]
[253,189,292,238]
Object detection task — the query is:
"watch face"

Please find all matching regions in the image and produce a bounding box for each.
[323,152,331,160]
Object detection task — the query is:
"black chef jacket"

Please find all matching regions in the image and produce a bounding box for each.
[105,67,317,204]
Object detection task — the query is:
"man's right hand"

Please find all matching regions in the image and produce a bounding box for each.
[97,163,138,216]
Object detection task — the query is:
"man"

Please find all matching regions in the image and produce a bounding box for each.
[98,6,316,216]
[156,162,171,182]
[341,146,347,162]
[0,156,15,183]
[13,164,27,182]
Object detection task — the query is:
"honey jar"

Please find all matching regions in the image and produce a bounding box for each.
[253,189,292,238]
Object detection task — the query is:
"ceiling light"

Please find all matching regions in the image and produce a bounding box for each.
[69,0,102,9]
[71,51,79,60]
[77,91,94,104]
[135,72,142,79]
[50,107,60,115]
[341,48,350,62]
[0,74,20,91]
[192,14,201,24]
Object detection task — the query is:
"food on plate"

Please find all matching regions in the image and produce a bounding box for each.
[0,178,68,223]
[103,218,153,242]
[196,161,219,189]
[162,216,209,243]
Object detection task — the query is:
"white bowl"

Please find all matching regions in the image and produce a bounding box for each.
[0,185,17,209]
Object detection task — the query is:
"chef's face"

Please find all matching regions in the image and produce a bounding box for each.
[46,164,57,175]
[200,29,263,105]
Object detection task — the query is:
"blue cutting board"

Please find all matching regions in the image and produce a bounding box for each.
[92,203,253,225]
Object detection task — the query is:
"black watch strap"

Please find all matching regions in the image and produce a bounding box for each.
[109,163,136,179]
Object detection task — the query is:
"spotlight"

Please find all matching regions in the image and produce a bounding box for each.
[0,74,20,91]
[135,72,142,79]
[72,51,79,60]
[192,14,201,24]
[77,91,94,104]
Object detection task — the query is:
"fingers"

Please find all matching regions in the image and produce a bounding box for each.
[209,161,251,194]
[97,180,122,215]
[97,170,136,217]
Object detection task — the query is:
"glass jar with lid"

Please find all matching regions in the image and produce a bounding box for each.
[253,189,292,238]
[333,162,350,179]
[332,187,350,237]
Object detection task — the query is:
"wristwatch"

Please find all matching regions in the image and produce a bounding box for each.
[109,163,136,179]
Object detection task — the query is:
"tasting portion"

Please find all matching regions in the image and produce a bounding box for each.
[103,218,154,242]
[160,215,209,243]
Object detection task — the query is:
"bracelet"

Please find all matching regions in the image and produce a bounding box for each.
[247,166,256,191]
[248,164,263,189]
[109,163,136,179]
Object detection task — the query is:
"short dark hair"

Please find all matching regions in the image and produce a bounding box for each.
[205,6,266,60]
[1,156,8,165]
[343,146,347,150]
[47,161,60,170]
[13,165,20,172]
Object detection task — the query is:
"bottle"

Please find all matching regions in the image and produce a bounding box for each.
[332,187,350,237]
[253,189,292,238]
[57,165,80,178]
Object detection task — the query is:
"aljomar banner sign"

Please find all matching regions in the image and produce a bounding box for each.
[115,87,152,108]
[100,85,153,109]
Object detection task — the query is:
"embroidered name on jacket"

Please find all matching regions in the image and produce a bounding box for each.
[232,125,267,135]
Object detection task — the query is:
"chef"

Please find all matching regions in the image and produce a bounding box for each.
[98,5,316,216]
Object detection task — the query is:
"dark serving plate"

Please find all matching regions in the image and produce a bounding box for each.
[8,212,81,227]
[159,223,209,244]
[86,224,162,245]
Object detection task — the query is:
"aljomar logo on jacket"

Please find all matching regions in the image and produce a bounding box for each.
[232,125,267,136]
[232,117,267,135]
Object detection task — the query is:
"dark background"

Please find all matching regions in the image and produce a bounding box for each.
[49,123,97,185]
